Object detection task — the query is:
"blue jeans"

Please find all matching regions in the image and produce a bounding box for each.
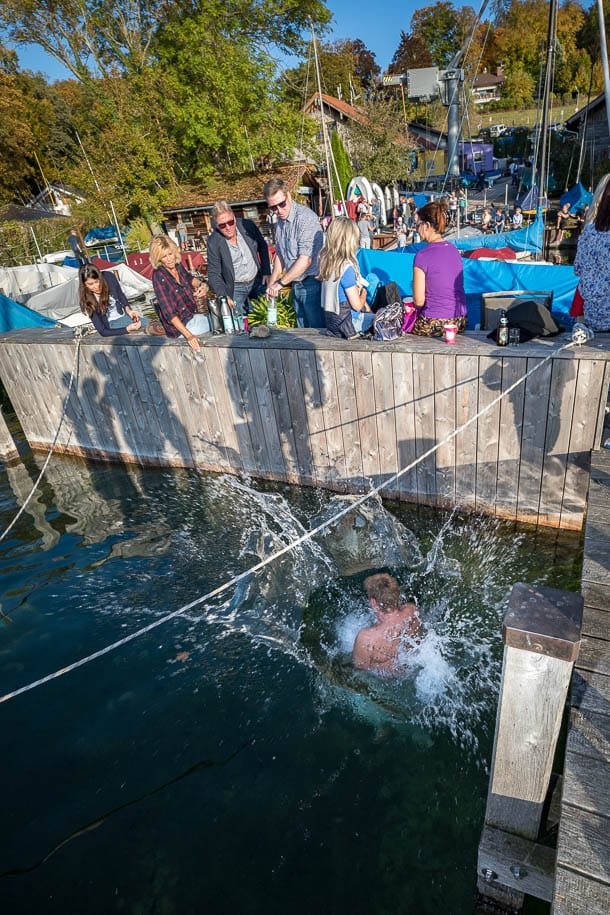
[292,277,324,328]
[186,313,211,335]
[233,277,266,313]
[110,312,149,330]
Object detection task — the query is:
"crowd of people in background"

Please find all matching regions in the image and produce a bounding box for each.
[78,170,609,348]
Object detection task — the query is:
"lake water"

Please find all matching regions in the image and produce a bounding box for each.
[0,448,582,914]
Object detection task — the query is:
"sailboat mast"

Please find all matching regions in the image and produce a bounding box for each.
[537,0,558,212]
[597,0,610,146]
[311,23,336,216]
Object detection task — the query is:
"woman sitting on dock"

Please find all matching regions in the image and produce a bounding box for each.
[79,265,147,336]
[149,235,210,352]
[318,217,373,339]
[404,201,467,337]
[574,174,610,332]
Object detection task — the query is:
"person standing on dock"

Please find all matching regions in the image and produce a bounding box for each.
[207,201,270,315]
[264,178,324,328]
[353,573,421,674]
[574,173,610,332]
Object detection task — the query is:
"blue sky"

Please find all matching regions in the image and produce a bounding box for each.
[12,0,476,81]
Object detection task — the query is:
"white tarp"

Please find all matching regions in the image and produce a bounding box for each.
[24,263,153,325]
[0,264,76,303]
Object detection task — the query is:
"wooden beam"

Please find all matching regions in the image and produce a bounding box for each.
[478,825,555,903]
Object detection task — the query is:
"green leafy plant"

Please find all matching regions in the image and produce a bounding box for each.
[248,292,297,328]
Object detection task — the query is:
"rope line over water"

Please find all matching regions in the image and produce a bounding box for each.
[0,336,583,705]
[0,340,81,545]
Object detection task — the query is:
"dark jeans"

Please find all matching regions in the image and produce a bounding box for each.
[233,277,266,313]
[292,277,324,328]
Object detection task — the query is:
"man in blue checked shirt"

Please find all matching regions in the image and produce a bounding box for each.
[264,178,324,328]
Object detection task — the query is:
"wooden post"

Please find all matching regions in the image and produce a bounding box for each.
[477,582,583,911]
[0,406,18,462]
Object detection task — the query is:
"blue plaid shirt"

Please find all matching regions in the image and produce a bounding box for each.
[152,263,197,337]
[275,202,324,282]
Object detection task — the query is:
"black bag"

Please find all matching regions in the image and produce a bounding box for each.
[370,281,403,313]
[487,299,563,343]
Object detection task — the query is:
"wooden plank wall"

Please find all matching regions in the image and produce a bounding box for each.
[0,328,609,531]
[553,447,610,914]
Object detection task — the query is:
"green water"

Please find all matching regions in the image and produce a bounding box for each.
[0,450,582,914]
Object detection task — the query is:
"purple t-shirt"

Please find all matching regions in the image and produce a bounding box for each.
[413,241,466,320]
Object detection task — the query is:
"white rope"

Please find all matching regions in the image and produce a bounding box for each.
[0,340,81,545]
[0,334,586,705]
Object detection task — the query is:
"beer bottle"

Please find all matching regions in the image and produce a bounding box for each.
[497,310,509,346]
[219,296,234,335]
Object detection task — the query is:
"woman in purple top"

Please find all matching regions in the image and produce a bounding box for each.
[405,201,467,337]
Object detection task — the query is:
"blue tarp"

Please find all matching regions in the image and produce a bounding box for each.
[84,225,121,244]
[560,181,593,214]
[453,215,544,254]
[357,248,577,328]
[0,293,56,333]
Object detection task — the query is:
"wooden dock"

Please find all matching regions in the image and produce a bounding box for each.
[553,446,610,914]
[0,327,609,530]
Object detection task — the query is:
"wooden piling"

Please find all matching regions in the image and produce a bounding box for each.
[0,406,18,463]
[477,582,583,911]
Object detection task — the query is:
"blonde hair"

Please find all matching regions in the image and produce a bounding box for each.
[211,200,233,223]
[149,234,181,269]
[318,217,360,281]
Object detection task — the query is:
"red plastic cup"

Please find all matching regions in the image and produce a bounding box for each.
[444,323,458,344]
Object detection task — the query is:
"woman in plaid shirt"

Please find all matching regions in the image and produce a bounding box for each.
[150,236,210,352]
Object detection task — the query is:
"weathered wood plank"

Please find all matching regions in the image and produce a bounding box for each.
[202,346,240,468]
[213,346,253,473]
[567,706,610,762]
[297,349,329,486]
[265,347,300,482]
[581,538,610,588]
[412,352,436,505]
[556,805,610,883]
[571,668,610,715]
[433,354,456,506]
[562,748,610,816]
[333,351,363,488]
[371,351,398,497]
[495,356,527,520]
[475,355,503,514]
[315,349,346,487]
[578,635,610,676]
[593,361,610,449]
[561,359,606,528]
[538,356,578,527]
[0,406,18,461]
[230,347,271,475]
[137,344,195,465]
[124,344,169,459]
[352,351,380,485]
[454,354,478,510]
[516,357,553,524]
[581,607,610,641]
[582,580,609,611]
[553,868,610,915]
[247,347,285,478]
[392,351,417,501]
[280,349,315,485]
[478,825,555,903]
[169,345,219,470]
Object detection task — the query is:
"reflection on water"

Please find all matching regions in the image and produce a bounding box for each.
[0,452,582,914]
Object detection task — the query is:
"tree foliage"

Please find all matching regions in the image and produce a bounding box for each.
[282,37,380,105]
[330,129,352,201]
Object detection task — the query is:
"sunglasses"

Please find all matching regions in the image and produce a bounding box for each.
[268,197,289,213]
[217,218,235,230]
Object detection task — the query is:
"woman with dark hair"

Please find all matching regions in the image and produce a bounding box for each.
[574,174,610,332]
[79,265,146,336]
[404,201,467,337]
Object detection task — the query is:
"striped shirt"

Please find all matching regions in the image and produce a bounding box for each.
[275,202,324,282]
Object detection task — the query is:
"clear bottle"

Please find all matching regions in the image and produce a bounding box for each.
[497,309,509,346]
[267,296,278,326]
[219,296,234,335]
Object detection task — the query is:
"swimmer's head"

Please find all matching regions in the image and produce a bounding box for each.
[364,573,400,612]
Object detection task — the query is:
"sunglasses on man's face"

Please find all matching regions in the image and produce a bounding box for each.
[217,218,235,230]
[268,197,289,213]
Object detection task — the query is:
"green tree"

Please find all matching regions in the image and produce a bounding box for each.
[282,37,379,105]
[347,99,418,185]
[502,68,536,106]
[410,1,465,68]
[330,129,352,200]
[388,31,433,72]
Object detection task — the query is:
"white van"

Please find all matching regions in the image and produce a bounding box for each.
[490,124,507,137]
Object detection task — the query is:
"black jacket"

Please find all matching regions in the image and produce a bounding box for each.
[206,218,271,299]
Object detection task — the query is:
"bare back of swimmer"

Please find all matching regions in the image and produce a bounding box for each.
[352,573,421,674]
